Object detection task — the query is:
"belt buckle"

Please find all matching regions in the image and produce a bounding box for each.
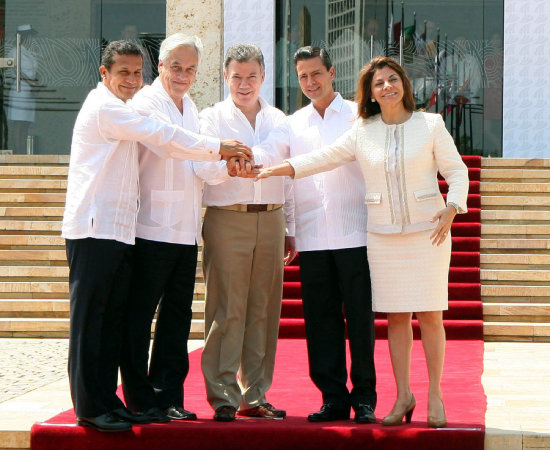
[246,204,267,212]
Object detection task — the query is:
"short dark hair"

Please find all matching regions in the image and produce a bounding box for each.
[101,40,144,70]
[356,56,416,119]
[293,46,332,71]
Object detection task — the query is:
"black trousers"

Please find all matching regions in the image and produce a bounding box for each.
[120,237,197,411]
[299,246,376,409]
[66,238,133,418]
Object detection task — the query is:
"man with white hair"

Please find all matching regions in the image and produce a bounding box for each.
[119,33,222,422]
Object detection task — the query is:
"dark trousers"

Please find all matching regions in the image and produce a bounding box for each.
[299,246,376,409]
[120,237,197,411]
[66,238,133,418]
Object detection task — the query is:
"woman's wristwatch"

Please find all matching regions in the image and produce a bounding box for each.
[447,202,461,213]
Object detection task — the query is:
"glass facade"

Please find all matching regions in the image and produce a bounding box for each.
[0,0,165,155]
[276,0,504,156]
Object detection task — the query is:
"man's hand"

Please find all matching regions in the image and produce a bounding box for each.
[219,140,252,161]
[284,236,297,265]
[227,156,263,178]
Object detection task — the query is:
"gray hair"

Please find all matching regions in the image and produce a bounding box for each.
[159,33,203,63]
[223,43,265,72]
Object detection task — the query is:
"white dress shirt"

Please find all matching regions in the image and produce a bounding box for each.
[132,79,206,245]
[62,82,221,245]
[194,96,294,233]
[253,94,368,252]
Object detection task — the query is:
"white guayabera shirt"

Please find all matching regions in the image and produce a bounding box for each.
[62,82,221,245]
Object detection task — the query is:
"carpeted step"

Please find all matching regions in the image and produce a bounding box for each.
[451,237,480,252]
[280,299,482,320]
[278,318,484,340]
[439,180,480,194]
[450,251,480,267]
[453,208,481,223]
[450,222,481,237]
[283,281,481,300]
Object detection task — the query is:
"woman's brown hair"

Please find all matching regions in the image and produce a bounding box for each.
[355,56,416,119]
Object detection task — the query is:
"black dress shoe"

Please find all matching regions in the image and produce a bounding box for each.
[238,402,286,419]
[213,405,236,422]
[353,403,377,424]
[308,403,350,422]
[142,407,171,423]
[112,407,151,424]
[164,406,197,421]
[76,413,132,432]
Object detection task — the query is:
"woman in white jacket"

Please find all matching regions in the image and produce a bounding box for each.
[254,56,468,428]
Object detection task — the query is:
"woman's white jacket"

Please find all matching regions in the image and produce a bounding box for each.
[290,111,469,234]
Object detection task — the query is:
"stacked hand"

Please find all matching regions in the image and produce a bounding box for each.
[219,140,253,161]
[227,156,263,178]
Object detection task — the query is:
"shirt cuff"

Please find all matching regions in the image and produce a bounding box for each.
[205,136,222,160]
[286,222,296,236]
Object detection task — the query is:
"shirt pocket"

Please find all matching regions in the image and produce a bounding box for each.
[365,192,381,204]
[150,190,186,228]
[413,187,439,202]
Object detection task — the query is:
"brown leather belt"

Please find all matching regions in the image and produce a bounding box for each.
[212,203,283,213]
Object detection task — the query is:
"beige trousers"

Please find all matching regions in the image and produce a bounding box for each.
[201,206,285,410]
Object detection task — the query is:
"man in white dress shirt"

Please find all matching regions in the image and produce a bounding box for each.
[194,43,294,422]
[119,33,212,423]
[250,46,376,423]
[62,40,251,432]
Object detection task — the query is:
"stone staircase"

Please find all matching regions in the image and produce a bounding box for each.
[1,156,549,342]
[480,158,550,341]
[0,155,205,339]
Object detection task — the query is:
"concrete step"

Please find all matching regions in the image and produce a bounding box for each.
[0,207,65,219]
[481,239,550,252]
[0,282,69,299]
[0,250,67,263]
[482,285,550,302]
[0,193,66,206]
[0,299,69,317]
[481,210,550,223]
[481,158,550,169]
[483,322,550,342]
[481,196,550,210]
[484,303,550,323]
[0,235,65,249]
[0,266,68,280]
[481,254,550,268]
[481,168,550,182]
[0,155,69,165]
[481,224,550,238]
[0,179,67,192]
[481,269,550,284]
[0,166,67,178]
[480,183,550,195]
[0,318,205,338]
[0,221,62,234]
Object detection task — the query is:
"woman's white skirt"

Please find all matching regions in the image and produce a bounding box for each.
[367,229,451,313]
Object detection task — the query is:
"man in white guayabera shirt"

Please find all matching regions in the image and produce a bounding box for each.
[193,43,295,422]
[119,33,212,423]
[246,46,377,424]
[61,40,251,433]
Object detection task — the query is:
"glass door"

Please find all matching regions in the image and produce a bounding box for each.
[0,0,165,155]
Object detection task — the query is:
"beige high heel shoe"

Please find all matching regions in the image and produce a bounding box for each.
[381,394,416,426]
[427,400,447,428]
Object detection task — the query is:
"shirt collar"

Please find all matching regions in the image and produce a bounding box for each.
[151,77,193,110]
[223,95,269,118]
[306,92,344,119]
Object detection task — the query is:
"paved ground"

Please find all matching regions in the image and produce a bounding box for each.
[0,339,69,403]
[0,339,549,449]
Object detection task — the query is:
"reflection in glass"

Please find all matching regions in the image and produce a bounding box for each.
[276,0,504,156]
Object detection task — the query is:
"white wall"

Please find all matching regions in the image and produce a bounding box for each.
[223,0,275,104]
[502,0,550,157]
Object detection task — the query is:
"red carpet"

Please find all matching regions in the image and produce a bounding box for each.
[280,155,483,340]
[31,339,485,450]
[31,157,485,449]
